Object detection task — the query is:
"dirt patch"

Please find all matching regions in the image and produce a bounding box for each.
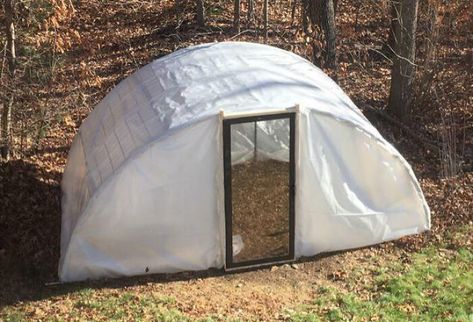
[0,0,471,319]
[232,160,290,262]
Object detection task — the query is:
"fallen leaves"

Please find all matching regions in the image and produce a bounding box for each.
[0,0,471,320]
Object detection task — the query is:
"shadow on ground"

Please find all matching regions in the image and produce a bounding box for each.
[0,160,61,306]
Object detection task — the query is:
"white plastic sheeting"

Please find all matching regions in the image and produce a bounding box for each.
[230,119,290,164]
[295,109,429,255]
[61,117,222,281]
[60,42,430,282]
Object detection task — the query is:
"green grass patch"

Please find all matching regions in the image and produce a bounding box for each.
[71,290,185,321]
[1,291,187,322]
[289,246,473,321]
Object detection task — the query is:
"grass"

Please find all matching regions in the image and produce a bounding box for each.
[288,245,473,322]
[2,290,188,322]
[1,228,472,321]
[71,290,185,321]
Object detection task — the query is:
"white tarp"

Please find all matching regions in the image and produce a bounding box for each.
[60,42,430,282]
[230,119,290,164]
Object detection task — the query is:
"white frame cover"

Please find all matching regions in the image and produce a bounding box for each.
[59,42,430,282]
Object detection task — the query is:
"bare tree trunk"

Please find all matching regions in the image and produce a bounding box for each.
[388,0,419,120]
[322,0,337,72]
[1,0,16,160]
[303,0,338,75]
[302,0,309,34]
[196,0,205,26]
[385,1,397,57]
[416,2,438,107]
[234,0,240,33]
[291,0,297,25]
[247,0,254,25]
[354,0,361,32]
[263,0,269,41]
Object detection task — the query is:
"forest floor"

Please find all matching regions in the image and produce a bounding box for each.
[0,0,472,320]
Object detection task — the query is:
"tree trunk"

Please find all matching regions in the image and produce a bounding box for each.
[385,1,397,57]
[322,0,337,72]
[291,0,297,25]
[263,0,269,41]
[1,0,16,160]
[416,2,438,107]
[354,0,361,32]
[303,0,338,75]
[247,0,254,25]
[234,0,240,33]
[388,0,419,120]
[196,0,205,26]
[302,0,309,34]
[3,1,16,76]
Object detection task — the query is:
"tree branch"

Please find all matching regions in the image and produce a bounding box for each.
[362,103,439,151]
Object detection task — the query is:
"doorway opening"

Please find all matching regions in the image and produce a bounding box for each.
[223,112,295,270]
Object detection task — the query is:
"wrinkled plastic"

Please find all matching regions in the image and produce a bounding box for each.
[60,42,430,282]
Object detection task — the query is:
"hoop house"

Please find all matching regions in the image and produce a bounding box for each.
[60,42,430,282]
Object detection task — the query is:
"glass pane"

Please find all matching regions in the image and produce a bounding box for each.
[230,118,290,263]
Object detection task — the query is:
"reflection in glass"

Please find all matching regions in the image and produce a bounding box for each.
[230,118,290,263]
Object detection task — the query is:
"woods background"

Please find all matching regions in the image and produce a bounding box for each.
[0,0,471,318]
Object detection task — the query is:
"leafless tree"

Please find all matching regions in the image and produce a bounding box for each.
[234,0,240,33]
[263,0,268,41]
[196,0,205,26]
[386,1,397,57]
[1,0,16,160]
[322,0,337,71]
[388,0,419,120]
[247,0,254,24]
[303,0,338,74]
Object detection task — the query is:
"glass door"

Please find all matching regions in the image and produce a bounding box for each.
[223,113,295,269]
